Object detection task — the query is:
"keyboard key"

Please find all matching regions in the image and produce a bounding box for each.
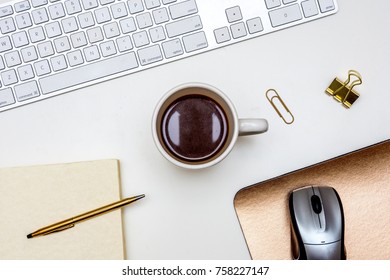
[45,21,62,38]
[65,0,82,15]
[32,8,49,24]
[0,17,16,34]
[34,59,51,76]
[32,0,48,8]
[78,12,95,28]
[15,13,33,29]
[145,0,161,10]
[182,31,207,53]
[48,3,66,20]
[95,7,111,24]
[136,12,153,29]
[29,26,46,42]
[111,2,128,19]
[12,31,29,48]
[14,1,31,13]
[100,40,117,57]
[162,38,183,58]
[14,80,40,101]
[39,52,139,94]
[70,31,88,48]
[169,0,197,20]
[247,17,263,34]
[54,36,71,53]
[269,4,302,27]
[165,15,202,38]
[83,45,100,61]
[214,27,231,44]
[133,30,149,47]
[1,69,18,86]
[20,45,38,62]
[138,44,163,66]
[37,41,55,57]
[5,51,22,67]
[153,7,169,24]
[81,0,98,10]
[103,22,120,39]
[100,0,115,5]
[50,54,68,71]
[87,26,104,43]
[0,88,15,108]
[265,0,281,9]
[0,35,12,52]
[302,0,319,18]
[67,49,84,66]
[149,26,165,43]
[17,64,35,81]
[116,35,133,52]
[120,18,137,34]
[230,22,247,39]
[128,0,144,14]
[225,6,242,23]
[0,6,13,18]
[62,17,79,33]
[317,0,335,13]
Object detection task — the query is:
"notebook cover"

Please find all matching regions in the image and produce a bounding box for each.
[234,140,390,260]
[0,159,125,260]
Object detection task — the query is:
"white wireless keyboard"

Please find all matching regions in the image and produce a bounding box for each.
[0,0,338,112]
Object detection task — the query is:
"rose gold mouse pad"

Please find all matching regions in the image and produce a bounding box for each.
[234,140,390,260]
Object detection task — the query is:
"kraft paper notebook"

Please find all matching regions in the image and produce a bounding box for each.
[234,140,390,260]
[0,159,125,260]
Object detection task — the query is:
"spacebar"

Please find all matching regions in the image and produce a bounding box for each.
[39,52,139,94]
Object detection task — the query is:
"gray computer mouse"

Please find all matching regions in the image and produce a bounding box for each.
[289,185,346,260]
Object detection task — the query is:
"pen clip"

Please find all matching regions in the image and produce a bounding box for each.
[43,223,75,236]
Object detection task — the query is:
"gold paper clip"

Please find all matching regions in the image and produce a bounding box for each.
[325,70,362,108]
[265,89,295,125]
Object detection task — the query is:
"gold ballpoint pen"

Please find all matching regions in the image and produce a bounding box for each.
[27,194,145,239]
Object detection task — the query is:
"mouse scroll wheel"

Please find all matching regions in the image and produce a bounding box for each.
[311,195,322,214]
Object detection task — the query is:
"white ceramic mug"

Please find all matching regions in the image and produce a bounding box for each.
[152,83,268,169]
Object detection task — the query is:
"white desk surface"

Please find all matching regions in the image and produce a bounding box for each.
[0,0,389,259]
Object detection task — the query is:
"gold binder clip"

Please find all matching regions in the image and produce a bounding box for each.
[325,70,362,108]
[265,89,295,125]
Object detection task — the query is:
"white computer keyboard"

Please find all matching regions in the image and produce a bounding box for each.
[0,0,338,112]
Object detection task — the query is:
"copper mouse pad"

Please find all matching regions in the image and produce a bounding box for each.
[234,140,390,260]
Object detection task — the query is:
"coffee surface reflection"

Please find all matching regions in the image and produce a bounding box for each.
[161,95,228,162]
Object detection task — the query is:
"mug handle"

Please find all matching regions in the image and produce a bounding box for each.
[238,119,269,136]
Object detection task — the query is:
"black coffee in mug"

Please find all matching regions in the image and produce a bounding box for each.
[161,94,229,162]
[153,83,268,169]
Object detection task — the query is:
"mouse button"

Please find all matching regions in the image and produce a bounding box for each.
[319,188,343,240]
[291,189,314,224]
[291,191,319,244]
